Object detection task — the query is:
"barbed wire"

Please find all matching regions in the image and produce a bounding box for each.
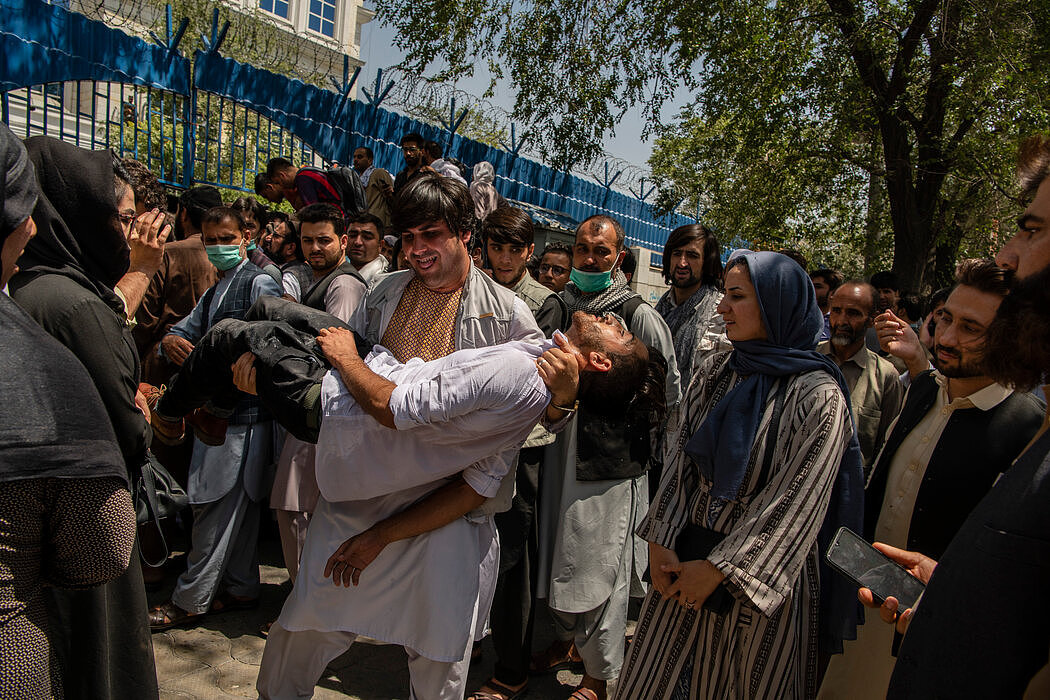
[381,67,668,206]
[27,0,686,212]
[63,0,351,86]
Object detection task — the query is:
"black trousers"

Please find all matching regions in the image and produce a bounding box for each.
[489,445,544,685]
[155,296,368,443]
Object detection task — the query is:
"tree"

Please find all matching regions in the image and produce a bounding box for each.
[372,0,1050,289]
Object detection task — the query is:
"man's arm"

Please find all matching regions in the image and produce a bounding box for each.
[325,476,484,586]
[161,291,209,365]
[875,310,930,378]
[316,326,397,428]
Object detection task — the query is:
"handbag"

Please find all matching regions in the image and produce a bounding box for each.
[674,524,734,615]
[133,452,189,567]
[672,381,791,616]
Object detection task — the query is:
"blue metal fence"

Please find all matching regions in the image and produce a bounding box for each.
[0,0,693,253]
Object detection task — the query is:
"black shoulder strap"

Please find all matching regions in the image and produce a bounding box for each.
[199,285,217,333]
[620,295,645,328]
[301,260,366,310]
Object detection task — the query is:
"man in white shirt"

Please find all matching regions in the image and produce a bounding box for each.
[149,296,664,699]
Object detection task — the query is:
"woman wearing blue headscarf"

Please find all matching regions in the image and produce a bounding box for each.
[618,251,864,700]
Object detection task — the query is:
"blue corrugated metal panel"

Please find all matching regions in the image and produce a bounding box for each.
[0,0,191,94]
[0,0,697,253]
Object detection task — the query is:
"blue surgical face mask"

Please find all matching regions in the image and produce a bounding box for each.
[570,267,614,293]
[246,242,258,253]
[205,244,244,271]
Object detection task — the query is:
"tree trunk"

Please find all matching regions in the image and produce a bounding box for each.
[879,118,933,290]
[862,169,886,276]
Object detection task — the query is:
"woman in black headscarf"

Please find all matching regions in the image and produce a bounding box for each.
[7,135,159,699]
[0,125,138,698]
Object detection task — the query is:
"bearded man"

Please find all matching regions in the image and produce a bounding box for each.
[817,259,1043,700]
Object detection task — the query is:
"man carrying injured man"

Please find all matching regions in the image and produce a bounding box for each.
[149,296,667,699]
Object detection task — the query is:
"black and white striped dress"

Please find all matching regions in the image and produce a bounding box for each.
[618,352,852,700]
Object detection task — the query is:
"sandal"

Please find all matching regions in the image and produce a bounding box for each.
[149,601,204,631]
[467,678,528,700]
[569,689,600,700]
[209,591,259,615]
[529,640,583,675]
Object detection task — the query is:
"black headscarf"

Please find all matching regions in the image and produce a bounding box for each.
[0,125,37,246]
[0,129,126,484]
[11,136,129,311]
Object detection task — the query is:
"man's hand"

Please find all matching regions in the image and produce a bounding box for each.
[161,334,194,366]
[379,180,394,202]
[317,327,361,366]
[538,335,580,409]
[323,528,389,587]
[128,209,171,276]
[875,310,928,376]
[858,542,937,635]
[649,543,680,598]
[231,352,258,395]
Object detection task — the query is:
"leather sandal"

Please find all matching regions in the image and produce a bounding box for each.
[209,591,259,615]
[148,601,204,631]
[467,678,528,700]
[569,688,600,700]
[529,640,583,674]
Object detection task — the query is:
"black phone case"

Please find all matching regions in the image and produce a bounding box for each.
[824,526,924,609]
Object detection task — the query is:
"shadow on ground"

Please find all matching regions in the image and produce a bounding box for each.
[150,537,592,699]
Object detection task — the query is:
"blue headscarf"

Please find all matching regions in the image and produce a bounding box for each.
[684,250,865,652]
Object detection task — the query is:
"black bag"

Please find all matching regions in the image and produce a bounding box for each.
[674,524,735,615]
[671,381,791,616]
[323,165,367,216]
[133,453,188,567]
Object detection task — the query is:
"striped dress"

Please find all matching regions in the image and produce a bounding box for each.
[617,352,853,700]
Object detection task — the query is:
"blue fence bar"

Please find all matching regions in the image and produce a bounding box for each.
[0,0,692,252]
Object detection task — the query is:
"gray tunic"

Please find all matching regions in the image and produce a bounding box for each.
[536,302,680,611]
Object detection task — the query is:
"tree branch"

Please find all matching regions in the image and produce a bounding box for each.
[825,0,890,106]
[886,0,941,102]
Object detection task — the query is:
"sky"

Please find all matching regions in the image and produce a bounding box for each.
[355,11,663,172]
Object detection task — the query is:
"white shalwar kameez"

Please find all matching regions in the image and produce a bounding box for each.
[258,341,555,700]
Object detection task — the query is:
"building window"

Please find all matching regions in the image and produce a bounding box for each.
[260,0,289,20]
[307,0,336,37]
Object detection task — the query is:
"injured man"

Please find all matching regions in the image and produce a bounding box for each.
[150,297,667,700]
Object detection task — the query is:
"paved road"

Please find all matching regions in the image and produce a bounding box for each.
[150,539,607,699]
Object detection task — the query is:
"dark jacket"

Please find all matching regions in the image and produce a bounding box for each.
[864,370,1043,558]
[301,260,365,311]
[888,429,1050,699]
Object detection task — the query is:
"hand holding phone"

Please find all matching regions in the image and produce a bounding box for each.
[825,527,927,612]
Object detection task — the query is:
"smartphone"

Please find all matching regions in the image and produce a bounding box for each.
[825,527,925,611]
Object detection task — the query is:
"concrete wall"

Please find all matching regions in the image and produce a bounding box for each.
[629,246,668,305]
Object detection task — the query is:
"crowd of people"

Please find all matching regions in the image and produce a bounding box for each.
[0,117,1048,700]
